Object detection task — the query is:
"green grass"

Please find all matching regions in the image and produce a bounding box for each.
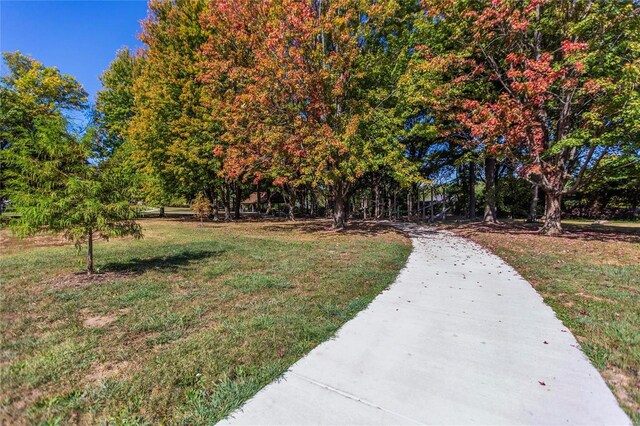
[452,223,640,424]
[562,219,640,233]
[140,206,193,216]
[561,218,640,226]
[0,219,411,424]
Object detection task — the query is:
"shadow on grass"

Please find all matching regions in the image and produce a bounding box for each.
[447,221,640,244]
[137,215,413,238]
[261,219,403,237]
[102,249,225,273]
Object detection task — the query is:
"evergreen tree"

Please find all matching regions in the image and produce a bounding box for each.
[2,53,141,274]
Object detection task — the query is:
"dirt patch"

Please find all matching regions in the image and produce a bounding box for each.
[85,360,131,385]
[1,383,56,425]
[43,271,139,289]
[0,230,71,256]
[82,308,130,328]
[576,292,614,303]
[602,367,640,414]
[83,314,119,328]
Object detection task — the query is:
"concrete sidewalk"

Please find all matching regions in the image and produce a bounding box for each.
[220,225,630,425]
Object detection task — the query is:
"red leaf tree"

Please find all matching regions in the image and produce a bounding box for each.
[201,0,418,227]
[200,0,328,220]
[419,0,640,234]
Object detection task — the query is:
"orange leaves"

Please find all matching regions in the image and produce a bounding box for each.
[426,0,632,193]
[272,176,288,186]
[524,0,548,14]
[199,0,327,186]
[198,0,409,189]
[561,40,589,55]
[583,79,604,95]
[505,52,524,65]
[213,145,224,157]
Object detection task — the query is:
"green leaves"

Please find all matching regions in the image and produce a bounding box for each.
[409,0,640,193]
[2,53,142,270]
[94,48,138,156]
[126,0,221,203]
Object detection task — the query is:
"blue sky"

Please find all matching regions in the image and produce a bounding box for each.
[1,0,149,103]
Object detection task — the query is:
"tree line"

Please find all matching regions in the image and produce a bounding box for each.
[98,0,639,234]
[2,0,640,271]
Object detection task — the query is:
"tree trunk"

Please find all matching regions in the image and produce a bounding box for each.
[469,161,476,221]
[407,190,413,219]
[223,183,231,221]
[159,206,165,218]
[265,188,272,216]
[213,197,219,221]
[286,185,296,221]
[413,185,419,220]
[87,229,94,275]
[256,182,262,218]
[333,197,345,228]
[206,188,218,221]
[483,157,498,223]
[393,191,397,219]
[332,181,347,229]
[430,186,435,222]
[363,194,368,220]
[541,192,563,235]
[374,184,381,219]
[310,189,316,218]
[442,187,446,219]
[233,181,241,220]
[528,184,539,223]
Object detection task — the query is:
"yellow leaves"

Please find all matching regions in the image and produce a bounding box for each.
[344,114,362,139]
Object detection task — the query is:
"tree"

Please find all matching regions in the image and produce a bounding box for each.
[7,119,142,274]
[94,48,138,157]
[1,51,88,210]
[2,53,141,274]
[420,0,640,234]
[201,0,421,228]
[200,0,325,221]
[311,0,423,228]
[190,192,212,224]
[129,0,222,213]
[566,153,640,218]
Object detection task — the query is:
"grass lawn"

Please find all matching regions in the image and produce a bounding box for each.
[449,222,640,424]
[139,206,194,217]
[0,219,411,424]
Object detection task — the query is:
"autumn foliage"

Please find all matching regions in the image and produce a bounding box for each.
[413,0,640,233]
[197,0,418,226]
[86,0,640,232]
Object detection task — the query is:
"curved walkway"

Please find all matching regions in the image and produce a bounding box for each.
[220,224,630,425]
